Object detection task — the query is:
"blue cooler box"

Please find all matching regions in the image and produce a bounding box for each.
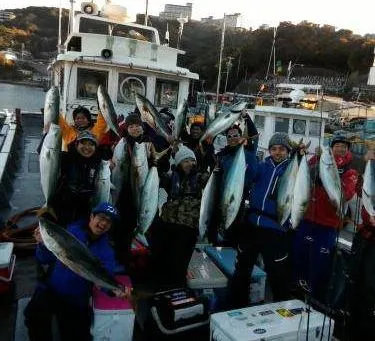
[187,249,229,312]
[205,246,267,304]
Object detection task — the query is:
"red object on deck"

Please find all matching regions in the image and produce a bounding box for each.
[128,238,150,280]
[93,275,133,310]
[0,242,16,295]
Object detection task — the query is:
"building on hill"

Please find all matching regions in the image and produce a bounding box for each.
[159,2,192,20]
[0,10,15,22]
[368,47,375,86]
[201,13,240,28]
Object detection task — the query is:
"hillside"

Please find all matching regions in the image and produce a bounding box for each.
[1,6,374,92]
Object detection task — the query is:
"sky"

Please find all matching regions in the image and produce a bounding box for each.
[2,0,374,36]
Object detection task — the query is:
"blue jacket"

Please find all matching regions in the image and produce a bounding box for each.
[36,220,116,306]
[247,156,289,231]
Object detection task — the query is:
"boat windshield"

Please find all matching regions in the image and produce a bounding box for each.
[78,17,157,43]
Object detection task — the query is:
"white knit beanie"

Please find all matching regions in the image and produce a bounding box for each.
[174,145,196,166]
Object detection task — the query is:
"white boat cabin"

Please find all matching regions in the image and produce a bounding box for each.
[247,84,329,158]
[50,6,198,124]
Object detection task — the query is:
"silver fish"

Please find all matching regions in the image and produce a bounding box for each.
[319,146,342,215]
[200,110,242,144]
[39,217,121,291]
[43,86,60,132]
[111,138,128,205]
[97,85,121,137]
[94,160,112,205]
[137,166,160,235]
[135,93,172,141]
[173,100,187,141]
[291,155,311,229]
[221,145,247,229]
[40,123,62,207]
[362,159,375,216]
[131,142,149,210]
[277,154,299,225]
[199,170,219,239]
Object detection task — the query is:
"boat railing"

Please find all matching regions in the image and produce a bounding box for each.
[0,110,21,208]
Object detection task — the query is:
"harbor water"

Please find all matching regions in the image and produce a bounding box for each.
[0,83,45,113]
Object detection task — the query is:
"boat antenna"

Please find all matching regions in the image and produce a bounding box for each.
[165,23,170,46]
[145,0,149,25]
[265,26,277,81]
[176,15,188,49]
[68,0,75,34]
[216,13,226,104]
[58,0,63,53]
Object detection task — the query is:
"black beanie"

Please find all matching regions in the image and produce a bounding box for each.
[125,113,143,126]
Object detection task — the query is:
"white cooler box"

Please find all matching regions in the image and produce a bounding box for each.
[0,242,16,295]
[187,249,229,312]
[210,299,334,341]
[91,275,135,341]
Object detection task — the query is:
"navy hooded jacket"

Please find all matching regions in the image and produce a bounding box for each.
[247,156,290,231]
[36,220,116,307]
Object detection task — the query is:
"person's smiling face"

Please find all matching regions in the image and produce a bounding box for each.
[76,139,96,158]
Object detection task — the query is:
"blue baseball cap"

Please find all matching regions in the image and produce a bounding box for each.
[92,202,120,221]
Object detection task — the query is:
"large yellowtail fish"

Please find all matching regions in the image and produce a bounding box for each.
[137,166,160,236]
[291,154,311,229]
[319,147,342,216]
[362,159,375,216]
[40,123,62,207]
[221,145,246,229]
[94,160,112,206]
[39,218,122,291]
[97,85,121,138]
[277,154,299,226]
[43,86,60,133]
[199,170,219,240]
[135,93,172,142]
[199,102,247,144]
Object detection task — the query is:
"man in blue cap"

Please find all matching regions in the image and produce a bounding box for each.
[25,202,129,341]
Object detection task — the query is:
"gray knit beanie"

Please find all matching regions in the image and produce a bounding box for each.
[268,132,291,151]
[174,145,197,166]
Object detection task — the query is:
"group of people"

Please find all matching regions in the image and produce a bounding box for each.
[26,103,375,340]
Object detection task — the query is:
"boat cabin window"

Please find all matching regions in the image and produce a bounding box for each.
[254,115,265,130]
[292,119,306,135]
[154,79,179,108]
[79,17,156,43]
[67,36,82,52]
[117,74,146,105]
[77,68,108,99]
[275,117,289,133]
[309,121,321,137]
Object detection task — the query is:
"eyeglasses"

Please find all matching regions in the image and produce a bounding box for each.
[227,134,240,138]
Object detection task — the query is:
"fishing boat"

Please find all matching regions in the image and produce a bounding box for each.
[49,1,198,123]
[247,83,329,158]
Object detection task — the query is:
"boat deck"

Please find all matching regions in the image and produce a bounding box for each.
[0,114,350,341]
[0,114,42,341]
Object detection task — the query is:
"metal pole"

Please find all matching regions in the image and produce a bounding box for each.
[145,0,149,26]
[216,14,226,103]
[224,57,233,93]
[58,1,62,52]
[69,0,75,34]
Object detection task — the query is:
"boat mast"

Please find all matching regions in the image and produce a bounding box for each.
[145,0,149,26]
[68,0,75,34]
[58,0,63,53]
[216,14,226,104]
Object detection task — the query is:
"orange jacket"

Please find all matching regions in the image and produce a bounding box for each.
[59,112,107,150]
